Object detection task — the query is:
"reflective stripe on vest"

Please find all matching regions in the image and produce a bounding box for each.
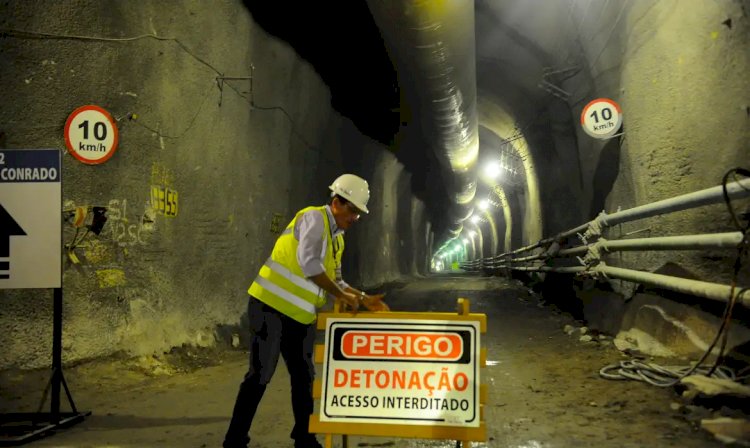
[252,276,316,315]
[263,258,321,297]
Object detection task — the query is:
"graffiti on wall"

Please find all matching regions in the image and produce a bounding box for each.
[61,163,180,280]
[150,162,179,218]
[150,186,178,217]
[105,198,154,247]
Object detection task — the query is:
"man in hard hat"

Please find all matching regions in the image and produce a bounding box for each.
[223,174,389,448]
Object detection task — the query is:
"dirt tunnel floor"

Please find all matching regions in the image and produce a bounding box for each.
[0,276,730,447]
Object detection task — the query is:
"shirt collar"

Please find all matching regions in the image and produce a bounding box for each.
[324,205,345,236]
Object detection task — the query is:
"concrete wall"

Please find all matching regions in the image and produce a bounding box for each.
[0,0,422,370]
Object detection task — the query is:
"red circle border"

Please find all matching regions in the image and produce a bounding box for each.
[580,98,622,126]
[64,105,119,165]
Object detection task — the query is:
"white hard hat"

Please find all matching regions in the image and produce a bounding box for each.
[329,174,370,214]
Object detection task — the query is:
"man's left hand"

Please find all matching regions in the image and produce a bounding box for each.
[362,293,389,312]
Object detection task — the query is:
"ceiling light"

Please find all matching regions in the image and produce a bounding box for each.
[484,162,501,180]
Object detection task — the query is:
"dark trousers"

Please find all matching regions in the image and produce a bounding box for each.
[223,297,316,447]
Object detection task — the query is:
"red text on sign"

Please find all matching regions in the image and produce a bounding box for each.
[341,331,463,360]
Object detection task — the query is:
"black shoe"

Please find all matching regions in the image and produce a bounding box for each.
[293,435,323,448]
[222,436,249,448]
[222,441,248,448]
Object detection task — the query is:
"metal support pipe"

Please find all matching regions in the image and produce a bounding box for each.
[601,178,750,228]
[600,232,743,251]
[507,263,749,307]
[557,246,589,257]
[499,178,750,257]
[555,232,745,258]
[513,253,545,262]
[515,266,585,274]
[598,264,749,307]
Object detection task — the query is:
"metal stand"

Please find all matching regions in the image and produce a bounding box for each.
[0,288,91,446]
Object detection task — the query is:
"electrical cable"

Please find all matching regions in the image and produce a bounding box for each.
[0,29,223,76]
[599,359,735,387]
[707,168,750,375]
[1,27,331,160]
[127,83,215,140]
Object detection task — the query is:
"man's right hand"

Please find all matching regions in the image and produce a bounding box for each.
[309,273,359,311]
[338,291,360,312]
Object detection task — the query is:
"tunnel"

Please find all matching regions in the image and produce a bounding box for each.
[1,0,749,447]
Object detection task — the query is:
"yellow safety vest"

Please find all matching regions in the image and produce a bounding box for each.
[248,206,345,324]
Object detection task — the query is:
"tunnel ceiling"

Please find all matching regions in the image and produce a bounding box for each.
[243,1,568,241]
[242,1,401,146]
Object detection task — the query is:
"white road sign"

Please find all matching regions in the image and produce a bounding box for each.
[320,318,481,427]
[0,149,61,288]
[64,105,119,165]
[580,98,623,139]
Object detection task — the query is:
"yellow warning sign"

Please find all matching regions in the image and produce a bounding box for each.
[310,298,487,447]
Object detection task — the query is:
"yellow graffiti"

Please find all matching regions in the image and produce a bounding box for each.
[151,185,178,217]
[96,269,126,288]
[150,162,175,187]
[84,240,111,264]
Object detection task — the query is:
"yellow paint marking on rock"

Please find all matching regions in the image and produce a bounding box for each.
[97,269,126,288]
[710,31,719,40]
[85,239,111,264]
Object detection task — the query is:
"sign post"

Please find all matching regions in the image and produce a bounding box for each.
[310,299,487,447]
[0,149,90,446]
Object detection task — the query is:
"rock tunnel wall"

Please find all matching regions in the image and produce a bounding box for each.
[470,0,749,359]
[341,133,428,290]
[0,0,423,370]
[475,0,750,359]
[563,0,749,288]
[477,0,748,283]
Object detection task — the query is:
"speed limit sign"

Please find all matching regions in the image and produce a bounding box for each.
[64,105,119,165]
[580,98,623,139]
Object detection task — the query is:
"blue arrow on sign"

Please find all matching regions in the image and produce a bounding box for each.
[0,203,26,279]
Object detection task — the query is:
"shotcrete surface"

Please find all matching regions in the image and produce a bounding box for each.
[0,276,726,447]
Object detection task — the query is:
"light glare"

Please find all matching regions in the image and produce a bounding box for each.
[484,162,501,180]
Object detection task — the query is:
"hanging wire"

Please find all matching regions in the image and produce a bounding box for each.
[0,27,333,160]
